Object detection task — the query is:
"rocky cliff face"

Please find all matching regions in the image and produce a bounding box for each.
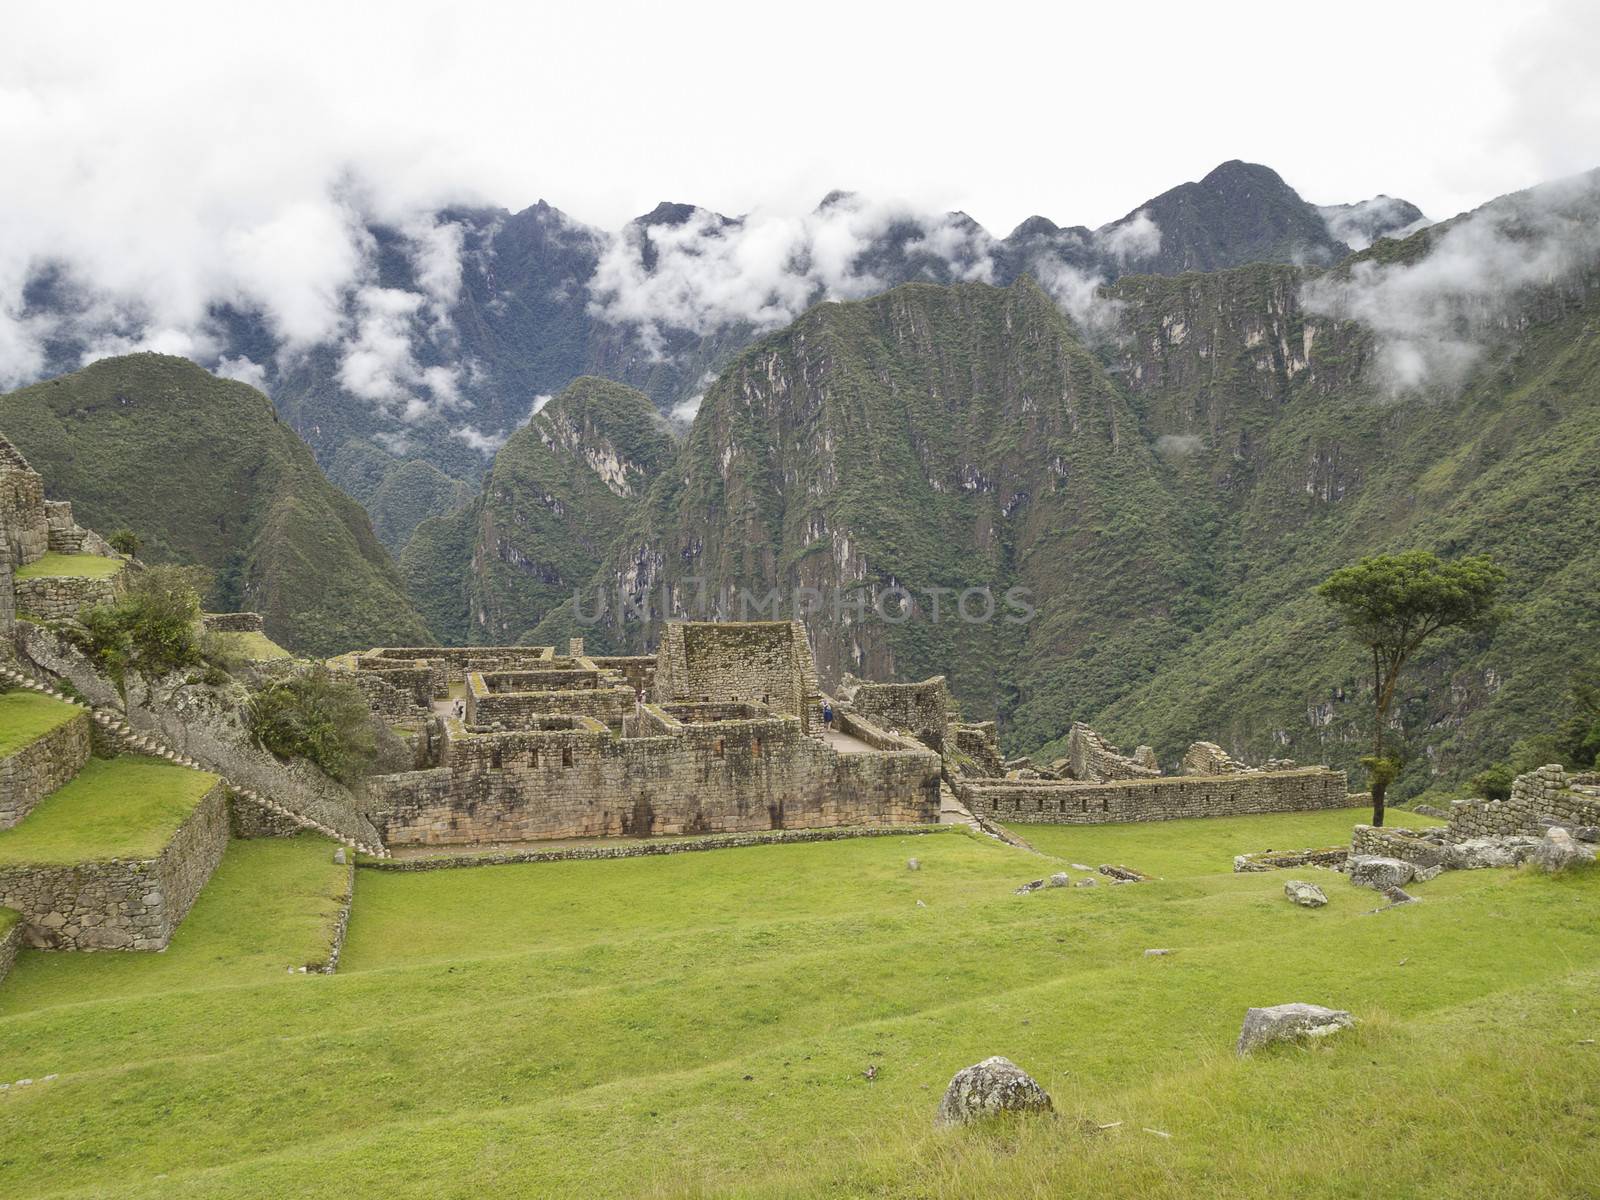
[403,377,673,643]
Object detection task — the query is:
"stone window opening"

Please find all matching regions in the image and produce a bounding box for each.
[530,749,539,768]
[490,747,503,769]
[752,737,761,755]
[714,738,725,758]
[562,747,574,768]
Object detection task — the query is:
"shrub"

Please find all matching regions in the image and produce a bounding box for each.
[72,564,207,684]
[108,529,142,557]
[247,667,377,784]
[1469,761,1514,801]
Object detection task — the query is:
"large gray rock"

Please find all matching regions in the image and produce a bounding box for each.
[1531,828,1598,874]
[1047,872,1071,888]
[1444,836,1541,870]
[1284,880,1328,907]
[1236,1004,1355,1056]
[935,1057,1054,1126]
[1347,856,1415,890]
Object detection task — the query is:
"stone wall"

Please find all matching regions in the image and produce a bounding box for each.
[1448,764,1600,839]
[365,713,940,846]
[0,710,91,829]
[201,612,265,634]
[347,671,422,722]
[850,678,951,748]
[15,573,123,621]
[230,789,306,838]
[469,684,634,729]
[951,723,1005,777]
[655,621,820,730]
[1350,825,1448,865]
[589,655,657,696]
[0,440,49,568]
[0,911,20,986]
[1066,722,1162,782]
[0,780,229,950]
[962,767,1349,825]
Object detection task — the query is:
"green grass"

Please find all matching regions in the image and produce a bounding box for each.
[1010,807,1445,878]
[13,552,124,580]
[0,690,81,757]
[0,756,217,865]
[0,836,347,1010]
[0,811,1595,1197]
[215,630,291,660]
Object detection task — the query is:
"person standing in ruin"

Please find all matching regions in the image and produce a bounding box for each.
[821,699,834,731]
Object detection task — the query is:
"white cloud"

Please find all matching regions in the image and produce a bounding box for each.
[450,391,553,458]
[670,394,702,423]
[1028,255,1122,339]
[531,393,553,416]
[1097,210,1162,265]
[1317,197,1432,252]
[215,355,269,391]
[1300,171,1600,394]
[586,194,1000,355]
[337,286,465,423]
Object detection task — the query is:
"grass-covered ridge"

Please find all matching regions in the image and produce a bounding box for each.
[0,812,1595,1197]
[0,756,217,865]
[0,353,430,656]
[0,691,81,757]
[13,553,124,580]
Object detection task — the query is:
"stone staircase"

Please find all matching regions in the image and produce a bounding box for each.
[0,662,388,858]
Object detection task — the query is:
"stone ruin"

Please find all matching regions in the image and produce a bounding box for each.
[339,621,945,847]
[947,719,1348,827]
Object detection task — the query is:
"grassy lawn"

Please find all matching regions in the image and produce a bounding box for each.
[1010,807,1446,878]
[0,756,217,865]
[0,835,348,1011]
[13,552,124,580]
[0,690,81,757]
[0,814,1595,1198]
[214,630,291,660]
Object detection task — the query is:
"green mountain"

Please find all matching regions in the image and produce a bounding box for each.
[0,354,431,655]
[532,189,1600,796]
[327,440,471,553]
[402,376,674,643]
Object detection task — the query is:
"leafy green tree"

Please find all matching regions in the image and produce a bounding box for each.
[1318,551,1506,825]
[1556,661,1600,769]
[107,529,142,557]
[247,666,378,784]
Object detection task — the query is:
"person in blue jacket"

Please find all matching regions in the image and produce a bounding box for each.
[821,700,834,730]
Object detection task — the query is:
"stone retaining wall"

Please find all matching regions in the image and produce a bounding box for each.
[229,789,305,838]
[0,780,229,950]
[0,912,21,986]
[1233,846,1349,872]
[201,612,265,634]
[850,678,950,748]
[0,710,90,829]
[361,823,956,871]
[365,714,941,846]
[963,767,1349,825]
[306,860,355,973]
[15,573,122,621]
[1351,825,1447,865]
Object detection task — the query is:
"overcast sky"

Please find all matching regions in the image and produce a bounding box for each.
[6,0,1596,234]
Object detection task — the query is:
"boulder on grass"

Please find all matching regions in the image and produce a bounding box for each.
[1347,856,1415,891]
[1048,872,1071,888]
[1284,880,1327,907]
[1531,828,1598,874]
[1445,836,1541,870]
[935,1057,1054,1126]
[1236,1004,1354,1056]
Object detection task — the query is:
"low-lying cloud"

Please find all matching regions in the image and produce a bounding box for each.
[1301,170,1600,393]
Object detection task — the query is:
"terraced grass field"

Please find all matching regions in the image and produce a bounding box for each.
[13,553,124,580]
[0,812,1596,1199]
[0,756,218,864]
[0,691,80,757]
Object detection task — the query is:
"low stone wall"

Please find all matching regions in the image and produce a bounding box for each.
[1233,846,1348,872]
[201,612,265,634]
[348,671,423,722]
[361,823,956,870]
[230,790,305,838]
[15,573,122,621]
[588,655,656,695]
[0,710,90,829]
[1351,825,1448,866]
[0,912,21,987]
[1448,764,1600,840]
[306,860,355,973]
[0,780,228,950]
[469,684,634,729]
[963,767,1349,825]
[1066,722,1161,782]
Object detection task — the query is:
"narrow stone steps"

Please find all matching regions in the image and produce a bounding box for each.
[0,662,389,858]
